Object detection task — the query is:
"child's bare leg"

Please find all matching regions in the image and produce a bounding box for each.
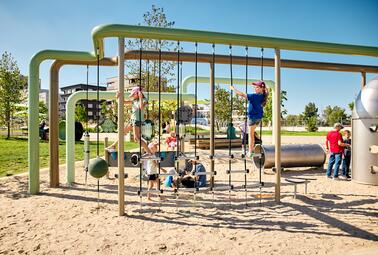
[248,125,257,154]
[147,180,153,201]
[107,124,132,149]
[133,126,151,154]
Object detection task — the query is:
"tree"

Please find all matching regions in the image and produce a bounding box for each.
[75,104,87,123]
[213,85,243,131]
[322,105,348,126]
[0,52,26,138]
[262,89,288,126]
[214,85,231,131]
[303,102,318,132]
[126,5,177,93]
[285,114,300,126]
[39,101,48,122]
[348,102,354,111]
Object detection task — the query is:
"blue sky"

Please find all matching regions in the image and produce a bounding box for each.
[0,0,377,114]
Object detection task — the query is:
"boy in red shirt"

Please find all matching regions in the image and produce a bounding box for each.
[325,123,351,179]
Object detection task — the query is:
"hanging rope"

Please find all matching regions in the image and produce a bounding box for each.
[228,45,233,192]
[158,40,162,187]
[194,42,198,158]
[96,50,100,157]
[211,43,215,192]
[146,60,150,119]
[84,65,90,185]
[259,48,264,187]
[138,39,143,197]
[180,61,183,108]
[176,41,180,161]
[86,65,89,131]
[96,48,100,203]
[244,46,249,206]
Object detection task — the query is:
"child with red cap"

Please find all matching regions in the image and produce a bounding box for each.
[107,86,151,154]
[230,81,269,157]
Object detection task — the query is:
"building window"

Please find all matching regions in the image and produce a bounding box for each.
[88,103,93,108]
[88,112,93,116]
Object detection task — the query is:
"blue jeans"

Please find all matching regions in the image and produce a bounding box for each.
[342,155,351,176]
[326,153,342,177]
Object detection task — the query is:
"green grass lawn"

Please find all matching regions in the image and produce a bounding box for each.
[0,136,138,177]
[260,130,328,136]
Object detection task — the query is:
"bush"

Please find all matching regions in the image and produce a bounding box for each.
[305,116,318,132]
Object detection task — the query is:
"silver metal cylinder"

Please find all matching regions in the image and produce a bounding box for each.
[253,144,326,169]
[83,133,90,171]
[352,76,378,185]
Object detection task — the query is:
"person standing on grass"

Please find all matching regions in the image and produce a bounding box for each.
[230,81,269,157]
[325,123,351,179]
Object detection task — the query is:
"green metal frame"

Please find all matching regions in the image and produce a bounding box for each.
[29,24,378,194]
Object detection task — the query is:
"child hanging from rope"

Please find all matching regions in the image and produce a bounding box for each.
[107,86,151,154]
[230,81,269,157]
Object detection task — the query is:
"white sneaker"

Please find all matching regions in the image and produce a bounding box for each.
[339,175,347,180]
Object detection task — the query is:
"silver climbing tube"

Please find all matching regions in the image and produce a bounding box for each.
[253,144,326,169]
[83,133,90,171]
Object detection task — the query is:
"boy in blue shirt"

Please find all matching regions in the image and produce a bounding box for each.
[230,81,269,157]
[190,160,207,187]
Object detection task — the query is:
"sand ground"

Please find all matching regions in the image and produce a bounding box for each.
[0,136,377,255]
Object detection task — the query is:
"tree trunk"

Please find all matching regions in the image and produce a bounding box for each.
[6,110,10,139]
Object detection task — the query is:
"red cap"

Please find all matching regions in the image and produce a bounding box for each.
[252,81,266,88]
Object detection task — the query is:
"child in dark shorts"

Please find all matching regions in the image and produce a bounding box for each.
[146,142,159,201]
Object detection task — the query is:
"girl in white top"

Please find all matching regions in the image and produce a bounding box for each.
[146,142,159,201]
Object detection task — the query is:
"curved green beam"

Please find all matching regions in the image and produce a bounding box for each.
[181,76,274,94]
[28,50,97,194]
[65,90,195,184]
[92,24,378,58]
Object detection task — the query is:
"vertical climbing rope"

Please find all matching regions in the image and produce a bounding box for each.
[138,39,143,204]
[244,46,249,206]
[228,45,234,205]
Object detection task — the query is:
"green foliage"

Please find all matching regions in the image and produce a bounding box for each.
[322,105,349,126]
[0,52,27,138]
[147,100,176,125]
[303,102,318,132]
[14,104,28,125]
[100,101,117,123]
[75,104,87,123]
[233,93,247,118]
[39,101,48,122]
[262,89,288,126]
[348,102,354,111]
[126,5,177,92]
[306,116,318,132]
[0,136,139,177]
[185,126,209,135]
[214,85,232,130]
[284,114,303,126]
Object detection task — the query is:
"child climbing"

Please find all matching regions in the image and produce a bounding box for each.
[107,86,151,154]
[230,81,269,157]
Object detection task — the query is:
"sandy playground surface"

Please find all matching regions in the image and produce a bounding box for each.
[0,136,377,255]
